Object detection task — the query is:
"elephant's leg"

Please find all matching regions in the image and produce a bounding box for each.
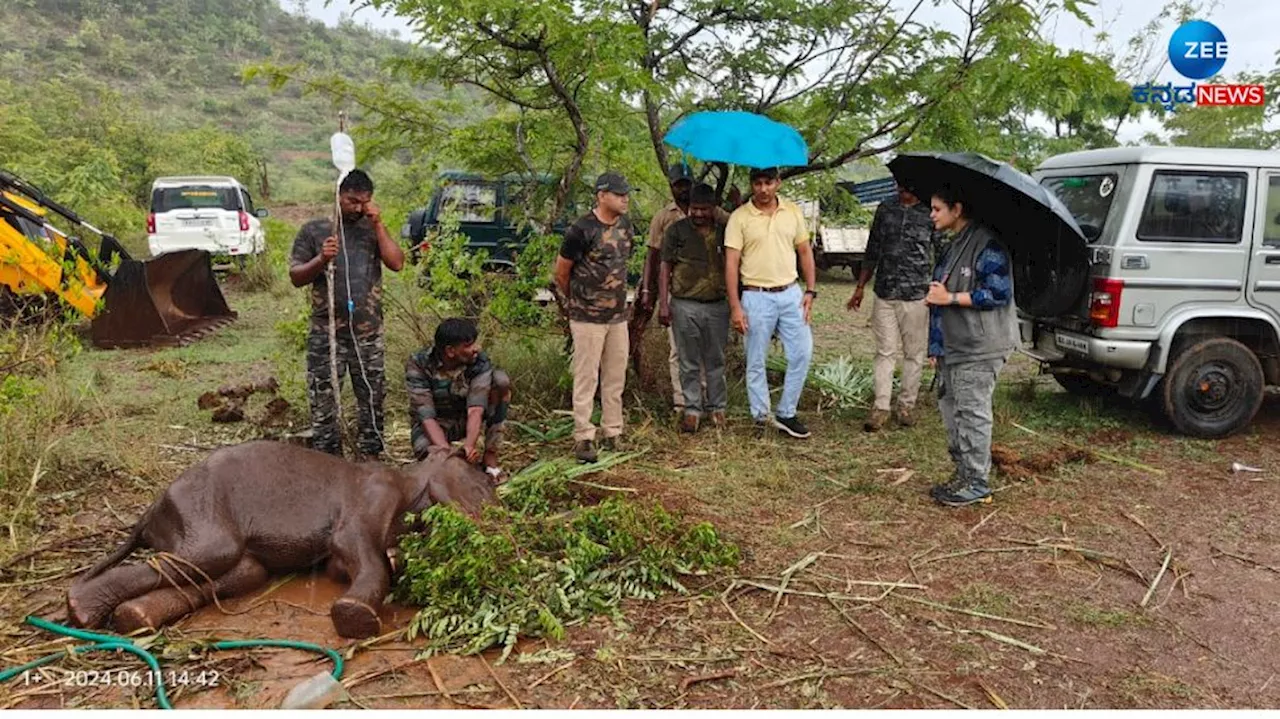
[324,555,349,584]
[328,533,391,639]
[69,564,170,628]
[112,554,269,634]
[69,525,243,628]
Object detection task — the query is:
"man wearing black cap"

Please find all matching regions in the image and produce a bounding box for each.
[847,182,942,432]
[658,183,730,433]
[636,163,727,414]
[724,167,817,439]
[554,172,636,463]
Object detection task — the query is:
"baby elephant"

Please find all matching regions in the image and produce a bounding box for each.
[67,440,496,638]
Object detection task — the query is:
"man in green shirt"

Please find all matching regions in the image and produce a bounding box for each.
[658,183,729,433]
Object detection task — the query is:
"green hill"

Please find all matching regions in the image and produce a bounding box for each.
[0,0,424,240]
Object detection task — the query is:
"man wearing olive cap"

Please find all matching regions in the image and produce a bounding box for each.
[554,172,636,464]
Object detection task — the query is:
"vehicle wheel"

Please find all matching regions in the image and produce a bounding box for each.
[236,255,248,272]
[1053,373,1111,397]
[1160,337,1263,439]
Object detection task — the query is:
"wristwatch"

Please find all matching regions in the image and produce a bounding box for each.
[804,289,818,298]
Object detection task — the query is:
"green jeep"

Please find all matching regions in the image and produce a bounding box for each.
[403,172,577,269]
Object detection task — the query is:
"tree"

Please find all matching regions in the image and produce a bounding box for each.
[313,1,1118,207]
[1146,69,1280,149]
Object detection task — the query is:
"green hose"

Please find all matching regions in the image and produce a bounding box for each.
[1,616,344,709]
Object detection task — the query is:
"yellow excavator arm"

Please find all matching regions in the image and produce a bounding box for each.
[0,169,237,348]
[0,190,107,317]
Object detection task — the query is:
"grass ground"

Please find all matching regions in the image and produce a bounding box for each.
[2,266,1280,709]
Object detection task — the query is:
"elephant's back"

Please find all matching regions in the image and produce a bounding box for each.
[178,441,365,569]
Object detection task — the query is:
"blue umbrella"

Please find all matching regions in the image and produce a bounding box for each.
[663,111,809,169]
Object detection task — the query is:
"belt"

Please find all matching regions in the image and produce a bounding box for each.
[672,296,726,304]
[742,283,794,293]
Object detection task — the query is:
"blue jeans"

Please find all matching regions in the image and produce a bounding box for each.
[742,283,813,420]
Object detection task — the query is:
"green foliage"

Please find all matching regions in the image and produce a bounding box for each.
[410,213,558,328]
[0,322,87,489]
[1145,71,1280,150]
[394,456,739,660]
[275,302,311,353]
[237,217,298,293]
[487,233,561,328]
[1,0,421,208]
[767,353,882,413]
[0,76,270,255]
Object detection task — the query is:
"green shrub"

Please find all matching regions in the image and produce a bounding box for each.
[394,455,738,660]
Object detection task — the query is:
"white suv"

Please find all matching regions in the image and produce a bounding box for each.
[1026,146,1280,438]
[147,176,267,266]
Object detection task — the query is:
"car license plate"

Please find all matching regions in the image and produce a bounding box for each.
[1055,332,1089,356]
[183,218,215,227]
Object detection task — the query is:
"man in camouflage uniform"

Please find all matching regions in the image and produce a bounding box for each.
[405,318,511,480]
[846,182,942,432]
[289,169,406,458]
[554,172,635,464]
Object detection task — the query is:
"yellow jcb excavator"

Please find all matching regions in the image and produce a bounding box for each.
[0,169,236,348]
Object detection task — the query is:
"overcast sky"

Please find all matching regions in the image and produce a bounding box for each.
[302,0,1278,143]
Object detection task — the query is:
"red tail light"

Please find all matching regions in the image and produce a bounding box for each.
[238,211,250,232]
[1089,277,1124,328]
[146,212,156,234]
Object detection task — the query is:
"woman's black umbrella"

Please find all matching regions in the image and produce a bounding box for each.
[887,151,1091,318]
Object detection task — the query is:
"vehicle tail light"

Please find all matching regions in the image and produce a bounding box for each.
[146,213,156,234]
[1089,277,1124,328]
[238,211,250,232]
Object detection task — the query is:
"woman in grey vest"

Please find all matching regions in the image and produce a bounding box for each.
[923,185,1017,507]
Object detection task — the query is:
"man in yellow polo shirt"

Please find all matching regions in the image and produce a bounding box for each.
[724,167,817,439]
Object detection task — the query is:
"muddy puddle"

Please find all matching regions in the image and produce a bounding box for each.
[172,572,422,708]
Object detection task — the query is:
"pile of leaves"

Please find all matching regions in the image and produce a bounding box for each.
[394,453,739,660]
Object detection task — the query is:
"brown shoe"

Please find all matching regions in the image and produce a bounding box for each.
[679,413,699,434]
[573,440,598,463]
[864,409,889,432]
[896,406,916,427]
[710,411,727,429]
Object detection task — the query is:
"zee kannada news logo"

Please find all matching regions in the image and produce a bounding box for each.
[1132,20,1266,110]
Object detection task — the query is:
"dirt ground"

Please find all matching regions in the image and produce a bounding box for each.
[2,272,1280,709]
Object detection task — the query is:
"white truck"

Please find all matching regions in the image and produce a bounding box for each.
[807,178,897,277]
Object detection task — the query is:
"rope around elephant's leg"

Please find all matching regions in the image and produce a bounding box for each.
[148,553,289,617]
[145,554,205,613]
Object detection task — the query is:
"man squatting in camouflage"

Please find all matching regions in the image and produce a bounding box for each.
[405,318,511,481]
[289,169,405,458]
[847,182,944,432]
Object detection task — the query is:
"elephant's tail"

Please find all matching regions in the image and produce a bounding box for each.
[75,504,152,584]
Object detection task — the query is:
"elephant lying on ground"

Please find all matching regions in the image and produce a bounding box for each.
[66,441,496,638]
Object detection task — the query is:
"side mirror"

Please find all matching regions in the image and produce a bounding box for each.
[255,208,269,218]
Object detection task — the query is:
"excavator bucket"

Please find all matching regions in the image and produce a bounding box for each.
[91,249,237,349]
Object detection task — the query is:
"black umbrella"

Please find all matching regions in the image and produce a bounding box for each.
[887,151,1090,318]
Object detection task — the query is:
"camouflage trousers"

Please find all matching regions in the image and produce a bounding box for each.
[410,370,511,461]
[935,357,1005,488]
[306,328,386,458]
